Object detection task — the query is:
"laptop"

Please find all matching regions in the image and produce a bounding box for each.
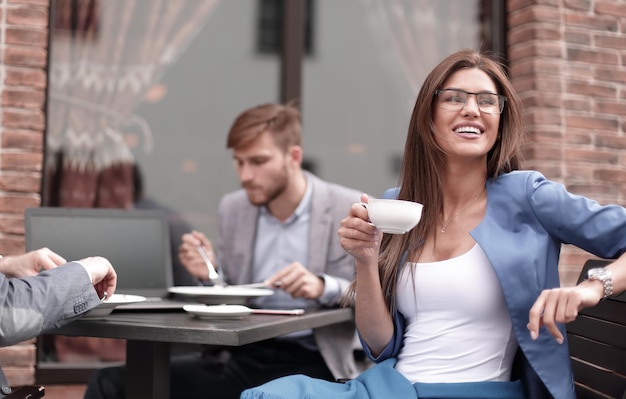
[24,206,193,310]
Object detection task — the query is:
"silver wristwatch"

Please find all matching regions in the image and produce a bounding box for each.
[587,267,613,299]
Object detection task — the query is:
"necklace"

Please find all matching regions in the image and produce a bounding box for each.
[438,192,485,233]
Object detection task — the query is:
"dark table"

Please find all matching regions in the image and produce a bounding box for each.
[47,308,354,399]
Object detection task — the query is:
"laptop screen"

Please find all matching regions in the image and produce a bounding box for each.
[24,207,174,297]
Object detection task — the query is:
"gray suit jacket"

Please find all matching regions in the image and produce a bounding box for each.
[0,261,100,347]
[216,171,361,380]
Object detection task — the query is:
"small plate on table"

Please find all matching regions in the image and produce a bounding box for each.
[82,294,147,319]
[183,304,253,320]
[168,285,274,305]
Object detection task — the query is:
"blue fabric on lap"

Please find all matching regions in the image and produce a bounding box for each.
[240,357,525,399]
[414,380,524,398]
[240,358,415,399]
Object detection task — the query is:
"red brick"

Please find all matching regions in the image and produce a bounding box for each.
[527,108,564,125]
[526,143,564,161]
[509,5,562,27]
[566,164,595,180]
[5,27,47,47]
[8,0,49,5]
[4,67,47,89]
[565,148,619,164]
[510,73,563,92]
[564,30,592,45]
[594,34,626,50]
[0,172,41,193]
[523,93,565,109]
[510,41,564,61]
[509,25,562,45]
[510,58,563,78]
[595,169,626,184]
[566,115,619,131]
[564,131,593,145]
[525,128,563,143]
[567,48,619,65]
[2,88,45,109]
[2,109,45,130]
[567,183,620,200]
[507,0,534,13]
[6,7,48,28]
[563,98,592,113]
[0,213,28,235]
[0,235,28,255]
[3,47,47,68]
[564,0,592,11]
[565,13,619,32]
[594,67,626,83]
[595,0,626,18]
[0,152,44,171]
[1,129,44,150]
[567,64,594,79]
[524,161,563,179]
[0,195,40,214]
[596,134,626,150]
[567,81,617,98]
[594,99,626,116]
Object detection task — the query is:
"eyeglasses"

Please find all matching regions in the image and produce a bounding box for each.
[435,89,507,115]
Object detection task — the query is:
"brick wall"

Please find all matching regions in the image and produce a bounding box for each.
[508,0,626,286]
[0,0,49,387]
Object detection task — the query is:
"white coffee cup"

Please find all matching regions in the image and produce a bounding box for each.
[363,198,424,234]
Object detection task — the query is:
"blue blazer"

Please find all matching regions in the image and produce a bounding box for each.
[363,170,626,398]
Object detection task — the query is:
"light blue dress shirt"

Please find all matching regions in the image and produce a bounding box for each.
[251,175,343,345]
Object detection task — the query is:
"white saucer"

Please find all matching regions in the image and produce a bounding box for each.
[183,304,253,320]
[168,285,274,305]
[82,294,147,319]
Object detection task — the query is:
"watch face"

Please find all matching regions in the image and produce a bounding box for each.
[588,268,610,279]
[587,267,613,298]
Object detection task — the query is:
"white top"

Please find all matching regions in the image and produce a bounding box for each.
[394,244,518,383]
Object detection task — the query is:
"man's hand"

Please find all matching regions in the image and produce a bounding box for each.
[0,247,67,278]
[178,230,216,280]
[79,256,117,300]
[267,262,324,300]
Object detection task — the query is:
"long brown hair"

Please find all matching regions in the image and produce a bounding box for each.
[345,49,525,312]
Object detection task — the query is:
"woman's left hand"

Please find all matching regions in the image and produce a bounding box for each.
[527,281,603,344]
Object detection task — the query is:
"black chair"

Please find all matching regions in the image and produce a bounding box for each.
[566,259,626,399]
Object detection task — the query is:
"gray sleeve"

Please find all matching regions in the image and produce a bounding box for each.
[0,262,99,347]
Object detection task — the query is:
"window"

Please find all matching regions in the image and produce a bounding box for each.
[257,0,314,55]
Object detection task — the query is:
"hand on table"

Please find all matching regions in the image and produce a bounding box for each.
[267,262,324,300]
[79,256,117,300]
[0,247,67,278]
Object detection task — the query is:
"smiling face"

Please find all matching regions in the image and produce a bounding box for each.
[432,68,501,162]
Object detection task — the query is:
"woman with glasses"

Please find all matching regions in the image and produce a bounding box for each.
[241,49,626,399]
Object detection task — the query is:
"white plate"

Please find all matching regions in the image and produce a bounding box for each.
[82,294,147,319]
[168,285,274,305]
[183,304,253,320]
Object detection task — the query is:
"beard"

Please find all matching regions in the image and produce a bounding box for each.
[243,166,290,207]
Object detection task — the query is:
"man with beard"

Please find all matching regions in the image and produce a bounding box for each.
[84,102,362,399]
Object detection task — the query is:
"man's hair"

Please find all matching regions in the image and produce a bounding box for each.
[226,103,302,152]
